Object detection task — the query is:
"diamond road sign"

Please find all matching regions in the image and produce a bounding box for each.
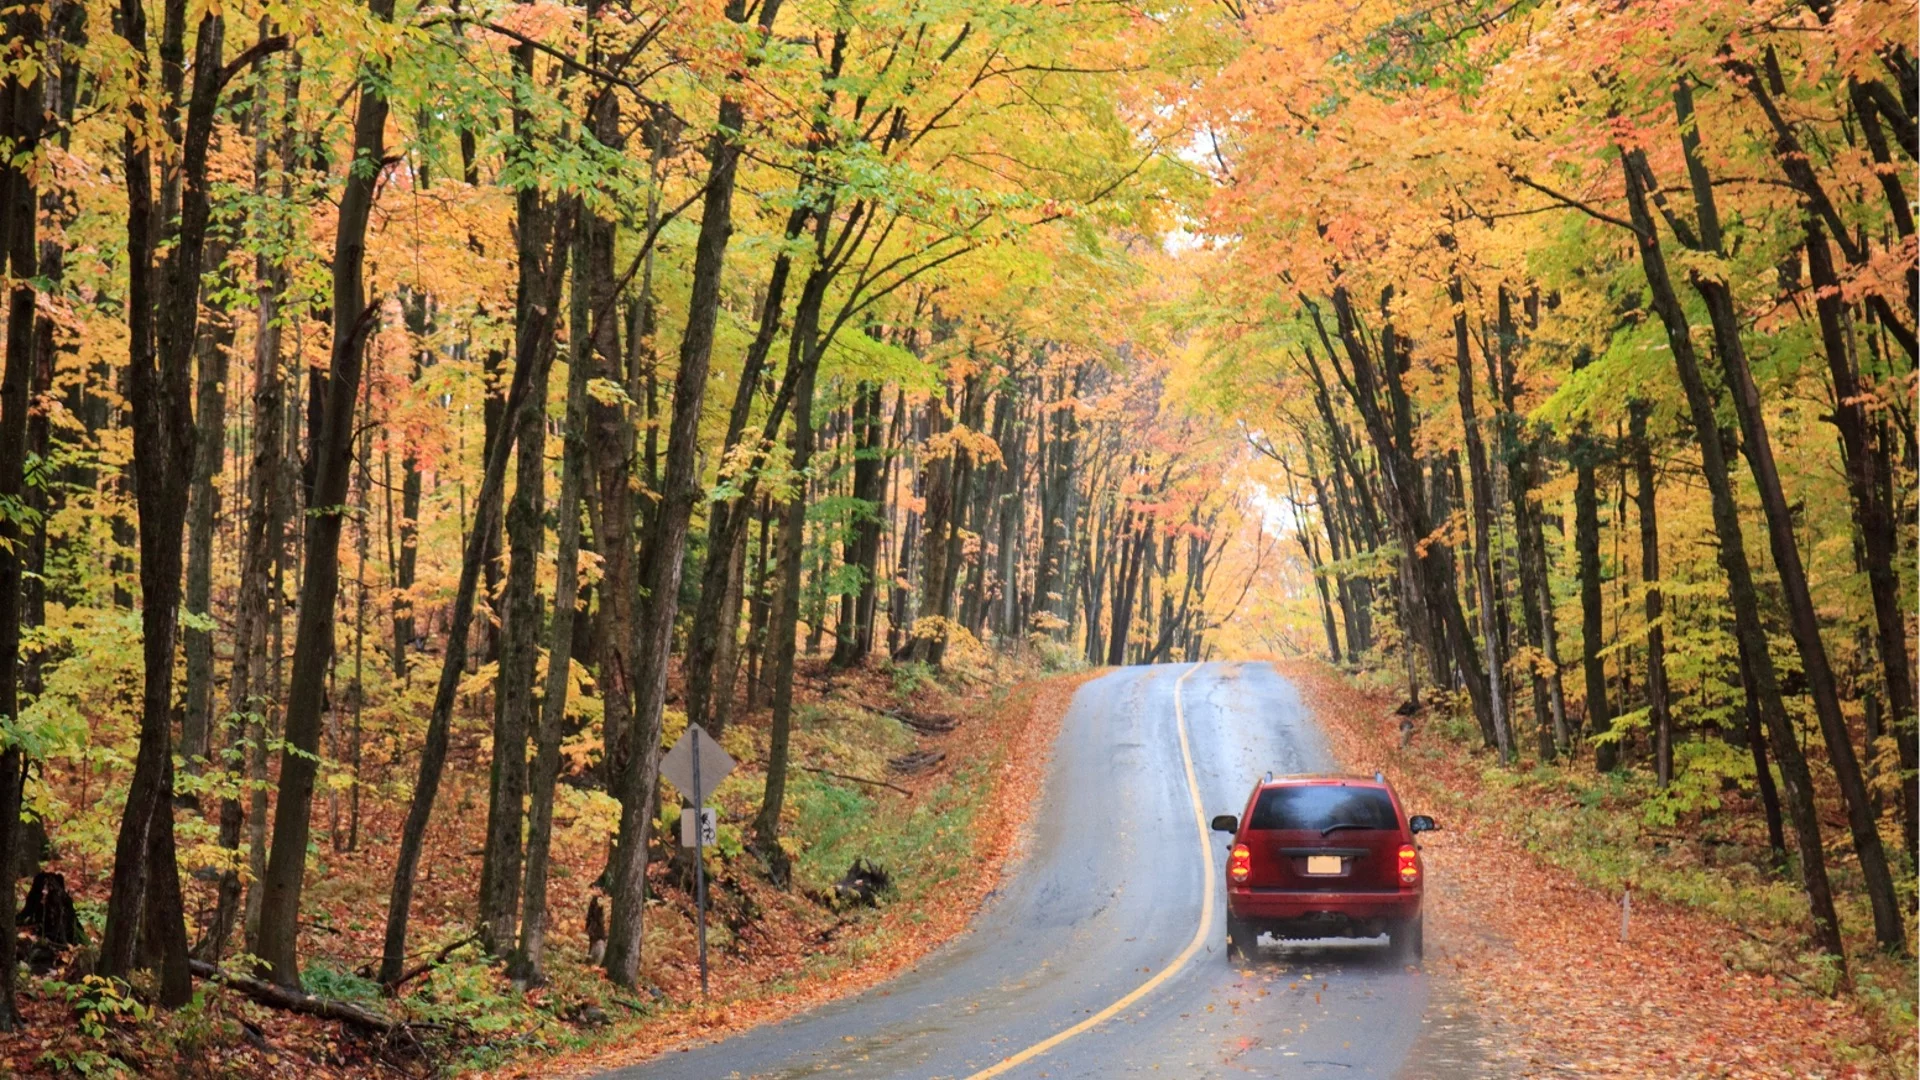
[660,723,736,806]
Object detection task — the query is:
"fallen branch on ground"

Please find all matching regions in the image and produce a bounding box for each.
[765,759,913,796]
[383,931,482,994]
[880,709,957,735]
[887,749,946,775]
[188,959,413,1034]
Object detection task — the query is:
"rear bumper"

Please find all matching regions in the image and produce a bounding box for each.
[1227,886,1420,923]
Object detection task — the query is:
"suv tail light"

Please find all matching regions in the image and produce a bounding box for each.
[1228,843,1251,883]
[1398,844,1420,886]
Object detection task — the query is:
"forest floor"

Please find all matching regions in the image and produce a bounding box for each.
[0,648,1092,1079]
[1277,658,1917,1080]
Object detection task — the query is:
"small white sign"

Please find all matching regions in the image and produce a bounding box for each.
[680,807,717,848]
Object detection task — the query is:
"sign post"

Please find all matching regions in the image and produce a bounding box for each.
[691,730,706,999]
[659,724,736,998]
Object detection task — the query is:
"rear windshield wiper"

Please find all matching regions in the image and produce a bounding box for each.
[1319,822,1374,836]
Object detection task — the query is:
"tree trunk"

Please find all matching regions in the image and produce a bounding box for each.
[255,0,390,984]
[1493,289,1569,757]
[247,412,297,953]
[1449,276,1512,762]
[1708,272,1905,952]
[1299,436,1365,662]
[1428,460,1464,693]
[1283,461,1340,663]
[1107,511,1146,667]
[1736,637,1788,863]
[677,24,852,717]
[889,396,923,654]
[1661,97,1905,952]
[834,381,887,666]
[1618,148,1844,964]
[1030,371,1080,633]
[1310,312,1423,689]
[583,191,640,991]
[909,386,955,663]
[512,233,585,986]
[929,375,982,666]
[393,291,430,679]
[238,59,298,957]
[182,243,233,776]
[681,199,808,732]
[377,198,573,988]
[99,0,228,1007]
[1804,217,1918,859]
[0,1,46,1022]
[858,382,893,654]
[1081,480,1112,666]
[201,103,289,956]
[747,495,774,705]
[752,352,815,884]
[711,519,750,735]
[1326,288,1498,747]
[1629,404,1673,787]
[478,291,549,955]
[606,0,787,988]
[1298,344,1385,552]
[1573,365,1613,770]
[907,370,981,667]
[479,82,557,954]
[347,371,371,854]
[958,375,1006,640]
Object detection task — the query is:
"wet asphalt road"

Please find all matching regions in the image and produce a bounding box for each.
[599,662,1484,1080]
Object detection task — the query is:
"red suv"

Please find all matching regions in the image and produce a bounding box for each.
[1211,773,1435,963]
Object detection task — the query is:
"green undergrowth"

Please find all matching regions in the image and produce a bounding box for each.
[792,758,987,905]
[1463,760,1811,930]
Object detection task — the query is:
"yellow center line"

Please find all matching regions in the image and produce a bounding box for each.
[964,662,1215,1079]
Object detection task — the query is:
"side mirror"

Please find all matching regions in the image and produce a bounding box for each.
[1210,814,1239,834]
[1409,815,1438,834]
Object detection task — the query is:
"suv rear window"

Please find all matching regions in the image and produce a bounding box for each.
[1247,785,1397,831]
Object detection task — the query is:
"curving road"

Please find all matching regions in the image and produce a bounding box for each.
[601,662,1488,1080]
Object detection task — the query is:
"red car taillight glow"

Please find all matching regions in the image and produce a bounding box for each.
[1398,844,1420,886]
[1228,843,1251,883]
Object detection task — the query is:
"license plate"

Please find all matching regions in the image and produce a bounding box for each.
[1305,855,1343,875]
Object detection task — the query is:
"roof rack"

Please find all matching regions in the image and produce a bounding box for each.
[1264,770,1274,783]
[1374,771,1385,783]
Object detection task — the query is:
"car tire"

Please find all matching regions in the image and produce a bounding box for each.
[1391,913,1424,964]
[1227,915,1258,962]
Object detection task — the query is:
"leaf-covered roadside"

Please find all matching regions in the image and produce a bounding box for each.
[1277,660,1915,1079]
[505,664,1096,1080]
[0,660,1090,1078]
